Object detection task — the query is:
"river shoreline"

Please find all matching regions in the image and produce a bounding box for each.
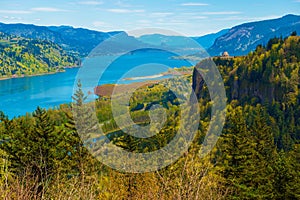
[122,69,192,81]
[0,65,80,81]
[97,68,193,97]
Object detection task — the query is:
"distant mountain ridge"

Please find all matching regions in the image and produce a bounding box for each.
[0,23,124,57]
[0,14,299,58]
[208,14,300,56]
[137,29,229,50]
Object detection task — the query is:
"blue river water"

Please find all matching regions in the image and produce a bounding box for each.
[0,50,194,118]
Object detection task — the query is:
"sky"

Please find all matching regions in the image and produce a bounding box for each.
[0,0,299,36]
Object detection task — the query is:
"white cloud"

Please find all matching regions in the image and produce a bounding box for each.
[31,7,68,12]
[0,10,31,14]
[2,16,20,20]
[78,1,103,5]
[202,11,242,15]
[151,12,174,17]
[192,16,208,19]
[181,3,209,6]
[107,9,144,13]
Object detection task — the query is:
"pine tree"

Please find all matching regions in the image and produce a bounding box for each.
[272,143,300,199]
[218,105,250,198]
[245,105,277,198]
[291,31,297,36]
[64,80,99,180]
[0,107,68,198]
[218,105,277,199]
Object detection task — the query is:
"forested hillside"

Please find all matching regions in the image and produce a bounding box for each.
[0,32,79,78]
[0,35,299,199]
[195,34,300,149]
[193,34,300,198]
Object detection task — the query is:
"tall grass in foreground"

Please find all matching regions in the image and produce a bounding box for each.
[0,153,227,200]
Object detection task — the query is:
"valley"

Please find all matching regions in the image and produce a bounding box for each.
[0,5,299,199]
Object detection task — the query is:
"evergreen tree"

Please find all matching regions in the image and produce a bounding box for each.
[0,107,68,198]
[291,31,297,36]
[64,80,99,180]
[218,105,277,199]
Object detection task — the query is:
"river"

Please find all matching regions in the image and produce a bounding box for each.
[0,50,194,118]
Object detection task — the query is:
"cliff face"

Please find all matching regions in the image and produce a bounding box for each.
[192,58,294,106]
[224,75,275,104]
[192,36,300,106]
[192,60,274,104]
[192,67,205,100]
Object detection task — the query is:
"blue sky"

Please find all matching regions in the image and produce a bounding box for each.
[0,0,299,36]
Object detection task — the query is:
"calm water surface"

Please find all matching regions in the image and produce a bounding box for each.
[0,50,194,118]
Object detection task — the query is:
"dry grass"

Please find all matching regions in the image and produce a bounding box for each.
[0,153,228,200]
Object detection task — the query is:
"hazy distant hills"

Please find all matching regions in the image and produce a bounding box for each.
[138,34,196,48]
[208,14,300,56]
[0,14,299,57]
[139,14,300,57]
[137,29,229,51]
[88,32,153,56]
[191,29,230,49]
[136,15,300,57]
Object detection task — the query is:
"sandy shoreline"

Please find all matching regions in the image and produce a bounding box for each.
[122,74,165,81]
[122,69,191,81]
[97,69,193,97]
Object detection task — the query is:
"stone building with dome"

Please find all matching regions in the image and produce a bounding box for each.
[216,51,234,59]
[222,51,230,57]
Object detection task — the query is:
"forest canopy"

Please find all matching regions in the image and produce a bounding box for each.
[0,32,79,78]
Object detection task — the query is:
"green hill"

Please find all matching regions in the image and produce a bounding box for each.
[0,32,80,78]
